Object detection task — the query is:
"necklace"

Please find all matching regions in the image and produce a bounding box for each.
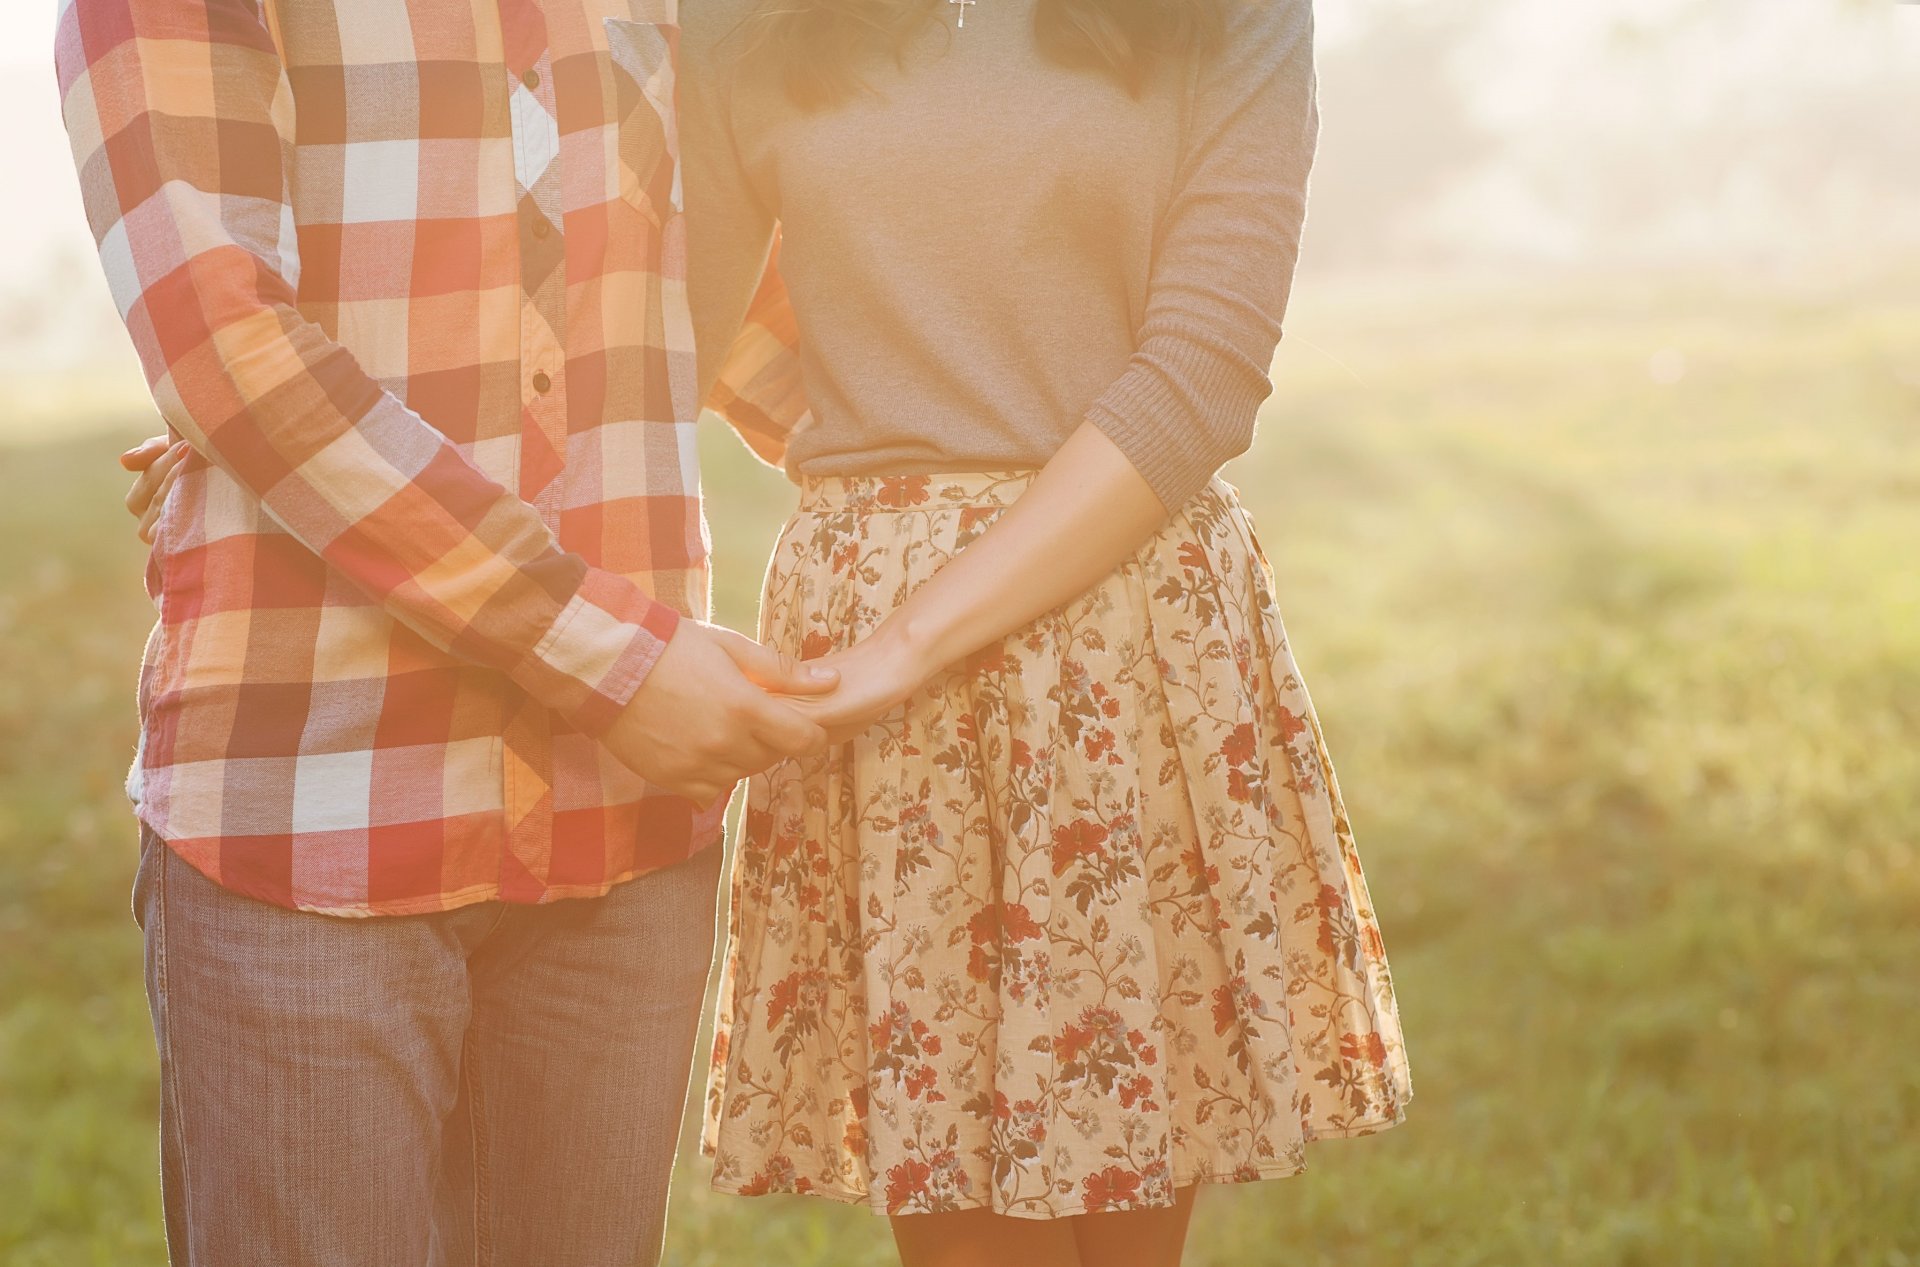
[948,0,976,27]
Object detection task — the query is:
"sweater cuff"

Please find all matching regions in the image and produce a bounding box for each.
[1085,342,1272,512]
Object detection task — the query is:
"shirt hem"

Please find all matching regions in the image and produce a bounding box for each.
[133,804,723,919]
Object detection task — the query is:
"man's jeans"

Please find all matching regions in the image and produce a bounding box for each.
[133,824,723,1267]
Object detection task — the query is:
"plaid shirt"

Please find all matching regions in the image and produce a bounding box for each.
[55,0,805,915]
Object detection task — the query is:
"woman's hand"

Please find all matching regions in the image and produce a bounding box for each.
[120,434,188,544]
[778,425,1169,749]
[782,622,940,745]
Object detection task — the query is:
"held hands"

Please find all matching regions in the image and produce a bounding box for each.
[601,622,839,806]
[778,621,941,746]
[607,620,940,807]
[120,430,839,808]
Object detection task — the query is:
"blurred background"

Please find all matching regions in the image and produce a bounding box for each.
[3,1,1917,1263]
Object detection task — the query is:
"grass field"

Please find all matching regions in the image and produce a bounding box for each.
[2,273,1917,1266]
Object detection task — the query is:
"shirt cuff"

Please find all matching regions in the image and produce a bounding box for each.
[507,569,681,737]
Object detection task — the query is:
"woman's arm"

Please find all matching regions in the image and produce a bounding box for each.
[789,0,1319,738]
[1079,0,1319,511]
[785,423,1166,738]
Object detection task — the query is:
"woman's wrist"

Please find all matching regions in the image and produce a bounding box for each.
[873,603,963,685]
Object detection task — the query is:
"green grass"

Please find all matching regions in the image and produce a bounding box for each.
[3,273,1918,1265]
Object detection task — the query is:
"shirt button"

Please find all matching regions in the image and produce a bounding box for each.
[522,68,541,90]
[532,371,552,395]
[531,218,551,240]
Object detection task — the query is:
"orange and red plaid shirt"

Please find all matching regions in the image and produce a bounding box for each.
[55,0,805,915]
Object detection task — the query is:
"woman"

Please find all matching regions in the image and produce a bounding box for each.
[684,0,1410,1261]
[123,0,1410,1259]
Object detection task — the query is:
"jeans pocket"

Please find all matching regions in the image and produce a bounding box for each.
[133,821,162,932]
[604,17,683,226]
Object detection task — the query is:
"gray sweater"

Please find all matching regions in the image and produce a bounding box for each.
[681,0,1318,509]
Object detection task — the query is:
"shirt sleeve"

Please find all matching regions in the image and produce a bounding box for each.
[55,0,676,737]
[704,239,810,468]
[1083,0,1320,511]
[678,10,809,468]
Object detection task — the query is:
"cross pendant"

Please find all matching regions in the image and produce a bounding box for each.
[949,0,976,27]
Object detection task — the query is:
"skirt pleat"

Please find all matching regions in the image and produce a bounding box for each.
[703,472,1409,1219]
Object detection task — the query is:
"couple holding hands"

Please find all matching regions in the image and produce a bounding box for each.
[63,0,1408,1261]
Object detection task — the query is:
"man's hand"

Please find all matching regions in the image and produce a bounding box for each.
[601,621,839,805]
[124,431,822,803]
[125,429,830,802]
[120,433,187,543]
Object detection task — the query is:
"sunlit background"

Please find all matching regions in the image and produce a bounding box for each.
[3,2,1917,1263]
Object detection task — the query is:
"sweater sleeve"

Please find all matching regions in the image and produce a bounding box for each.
[1083,0,1319,510]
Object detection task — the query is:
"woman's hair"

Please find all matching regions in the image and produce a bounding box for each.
[740,0,1226,109]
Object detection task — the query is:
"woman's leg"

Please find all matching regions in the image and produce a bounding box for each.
[1069,1186,1199,1267]
[891,1207,1084,1267]
[889,1187,1198,1267]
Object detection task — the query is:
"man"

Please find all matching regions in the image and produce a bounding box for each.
[55,0,816,1261]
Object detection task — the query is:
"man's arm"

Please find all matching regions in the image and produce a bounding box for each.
[57,0,828,791]
[57,0,672,733]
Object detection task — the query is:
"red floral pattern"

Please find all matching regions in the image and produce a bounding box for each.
[702,473,1410,1219]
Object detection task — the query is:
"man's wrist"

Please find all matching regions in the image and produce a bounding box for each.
[511,582,681,739]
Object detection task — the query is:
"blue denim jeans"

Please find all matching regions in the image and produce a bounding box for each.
[134,824,722,1266]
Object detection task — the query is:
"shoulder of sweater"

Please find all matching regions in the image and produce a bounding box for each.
[1215,0,1313,52]
[1197,0,1314,98]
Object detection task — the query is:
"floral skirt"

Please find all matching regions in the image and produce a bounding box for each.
[701,472,1411,1220]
